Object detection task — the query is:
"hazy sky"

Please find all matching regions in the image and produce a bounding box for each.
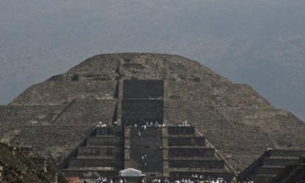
[1,0,305,121]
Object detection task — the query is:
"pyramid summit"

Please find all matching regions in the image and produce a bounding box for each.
[10,53,227,106]
[1,53,305,182]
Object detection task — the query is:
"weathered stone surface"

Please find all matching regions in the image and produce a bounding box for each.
[0,143,68,183]
[10,81,117,105]
[0,53,304,173]
[12,125,92,164]
[0,105,65,142]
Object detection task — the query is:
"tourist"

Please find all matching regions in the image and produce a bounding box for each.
[266,147,272,151]
[164,178,170,183]
[102,177,108,183]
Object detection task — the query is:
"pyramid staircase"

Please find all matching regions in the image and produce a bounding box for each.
[164,126,234,180]
[61,80,235,180]
[61,126,124,178]
[272,155,305,183]
[124,126,164,178]
[238,149,305,182]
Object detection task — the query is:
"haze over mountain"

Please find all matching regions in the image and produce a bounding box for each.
[0,0,304,121]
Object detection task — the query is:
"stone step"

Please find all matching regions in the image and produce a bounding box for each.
[249,174,277,183]
[164,135,201,138]
[121,99,164,126]
[130,128,162,137]
[122,80,164,99]
[94,135,121,138]
[255,165,284,175]
[124,120,164,127]
[268,156,299,159]
[68,158,123,169]
[96,127,123,136]
[168,147,215,157]
[169,168,234,179]
[87,137,123,146]
[269,149,305,157]
[62,167,118,178]
[263,157,299,166]
[167,126,195,135]
[76,156,117,159]
[169,146,207,148]
[78,147,123,157]
[168,157,218,160]
[168,137,205,146]
[169,159,225,169]
[67,167,116,171]
[169,167,230,172]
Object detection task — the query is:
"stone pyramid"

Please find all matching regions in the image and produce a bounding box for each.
[1,53,304,176]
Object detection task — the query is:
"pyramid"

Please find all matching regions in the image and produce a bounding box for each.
[1,53,304,181]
